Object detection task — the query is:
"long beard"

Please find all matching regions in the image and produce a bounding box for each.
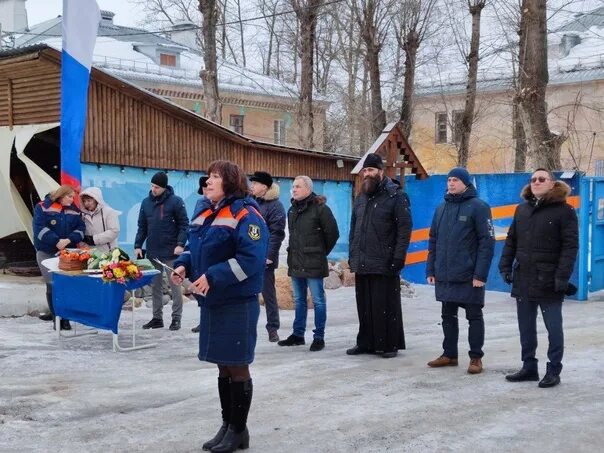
[362,175,381,194]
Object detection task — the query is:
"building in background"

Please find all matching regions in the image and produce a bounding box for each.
[4,5,328,150]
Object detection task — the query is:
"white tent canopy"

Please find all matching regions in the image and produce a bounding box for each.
[0,123,60,241]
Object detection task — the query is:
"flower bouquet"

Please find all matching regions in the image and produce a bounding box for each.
[101,260,143,284]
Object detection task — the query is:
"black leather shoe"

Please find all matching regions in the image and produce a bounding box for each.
[268,331,279,342]
[192,324,200,333]
[39,313,54,321]
[142,318,164,329]
[277,334,305,346]
[538,373,561,388]
[382,351,398,358]
[505,368,539,382]
[309,339,325,351]
[346,345,370,355]
[169,319,181,331]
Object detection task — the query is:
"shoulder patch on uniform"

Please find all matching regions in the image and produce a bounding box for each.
[487,219,495,238]
[248,224,261,240]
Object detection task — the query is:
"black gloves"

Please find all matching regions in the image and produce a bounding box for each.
[83,235,95,246]
[555,278,568,293]
[501,273,513,284]
[391,258,405,272]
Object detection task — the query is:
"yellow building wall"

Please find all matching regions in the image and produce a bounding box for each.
[411,79,604,174]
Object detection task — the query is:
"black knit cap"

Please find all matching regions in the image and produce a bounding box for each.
[198,176,209,195]
[249,171,273,188]
[151,171,168,188]
[362,153,383,170]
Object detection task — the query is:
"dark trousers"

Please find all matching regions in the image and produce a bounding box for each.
[441,302,484,359]
[516,298,564,375]
[262,268,280,333]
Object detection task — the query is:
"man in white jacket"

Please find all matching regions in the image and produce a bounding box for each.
[80,187,121,252]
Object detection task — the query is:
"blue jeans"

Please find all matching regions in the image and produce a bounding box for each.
[291,277,326,340]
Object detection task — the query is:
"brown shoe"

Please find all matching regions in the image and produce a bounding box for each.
[427,355,458,367]
[468,358,483,374]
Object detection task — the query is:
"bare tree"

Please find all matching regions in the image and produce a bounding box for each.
[517,0,566,170]
[457,0,486,167]
[394,0,437,139]
[353,0,393,139]
[199,0,222,123]
[292,0,323,149]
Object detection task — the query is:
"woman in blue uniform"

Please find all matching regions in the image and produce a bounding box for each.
[172,160,268,453]
[32,184,86,330]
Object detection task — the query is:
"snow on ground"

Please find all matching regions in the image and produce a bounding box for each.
[1,285,604,453]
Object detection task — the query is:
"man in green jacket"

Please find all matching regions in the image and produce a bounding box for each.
[278,175,340,352]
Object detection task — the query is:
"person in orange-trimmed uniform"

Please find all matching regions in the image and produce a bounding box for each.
[172,160,268,453]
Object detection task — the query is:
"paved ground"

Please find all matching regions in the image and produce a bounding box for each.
[1,285,603,453]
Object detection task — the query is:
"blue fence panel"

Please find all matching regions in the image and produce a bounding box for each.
[82,164,353,260]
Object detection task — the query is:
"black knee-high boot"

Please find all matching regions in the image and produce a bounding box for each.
[39,284,55,321]
[211,379,252,453]
[203,377,231,451]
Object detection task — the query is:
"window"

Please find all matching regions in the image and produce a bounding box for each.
[452,110,464,144]
[435,112,447,144]
[230,115,244,134]
[159,53,176,67]
[274,119,286,145]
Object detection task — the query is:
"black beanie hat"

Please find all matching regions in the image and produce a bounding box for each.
[151,171,168,188]
[362,153,383,170]
[198,176,209,195]
[249,171,273,188]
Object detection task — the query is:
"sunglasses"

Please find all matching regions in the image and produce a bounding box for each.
[530,176,550,183]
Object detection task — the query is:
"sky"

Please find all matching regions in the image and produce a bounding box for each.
[25,0,143,29]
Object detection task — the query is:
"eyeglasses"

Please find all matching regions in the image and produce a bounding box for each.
[530,176,550,183]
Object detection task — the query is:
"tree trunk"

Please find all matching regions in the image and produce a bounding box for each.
[366,44,386,138]
[517,0,565,170]
[293,0,322,149]
[457,0,485,167]
[236,0,246,67]
[400,29,419,139]
[359,60,370,154]
[513,103,527,171]
[199,0,222,124]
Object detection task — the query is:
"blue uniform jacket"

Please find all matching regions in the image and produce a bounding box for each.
[134,185,189,259]
[33,195,86,254]
[174,196,269,306]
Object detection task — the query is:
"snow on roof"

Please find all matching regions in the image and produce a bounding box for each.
[12,13,309,102]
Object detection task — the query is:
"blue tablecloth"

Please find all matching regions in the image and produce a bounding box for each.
[52,272,158,334]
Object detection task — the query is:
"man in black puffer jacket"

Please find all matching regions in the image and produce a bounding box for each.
[346,153,412,358]
[134,171,189,331]
[278,176,339,352]
[426,167,495,374]
[250,171,286,343]
[499,168,578,388]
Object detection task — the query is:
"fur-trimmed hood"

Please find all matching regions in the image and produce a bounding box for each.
[256,182,280,201]
[521,180,571,205]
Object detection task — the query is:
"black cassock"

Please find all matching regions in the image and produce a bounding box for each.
[355,274,405,353]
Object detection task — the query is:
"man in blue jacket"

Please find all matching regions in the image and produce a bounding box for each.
[250,171,286,342]
[135,171,189,331]
[426,167,495,374]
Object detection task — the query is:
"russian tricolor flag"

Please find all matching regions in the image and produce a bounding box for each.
[60,0,101,191]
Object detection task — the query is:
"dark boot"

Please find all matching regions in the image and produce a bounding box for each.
[39,284,54,321]
[505,368,540,382]
[211,379,253,453]
[538,374,561,388]
[202,377,231,451]
[60,319,72,331]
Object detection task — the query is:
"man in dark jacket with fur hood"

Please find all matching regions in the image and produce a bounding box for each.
[278,175,339,352]
[499,169,578,388]
[250,171,286,343]
[346,153,412,358]
[426,167,495,374]
[135,171,189,331]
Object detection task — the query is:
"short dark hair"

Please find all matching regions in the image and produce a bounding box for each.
[207,160,249,198]
[532,168,556,180]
